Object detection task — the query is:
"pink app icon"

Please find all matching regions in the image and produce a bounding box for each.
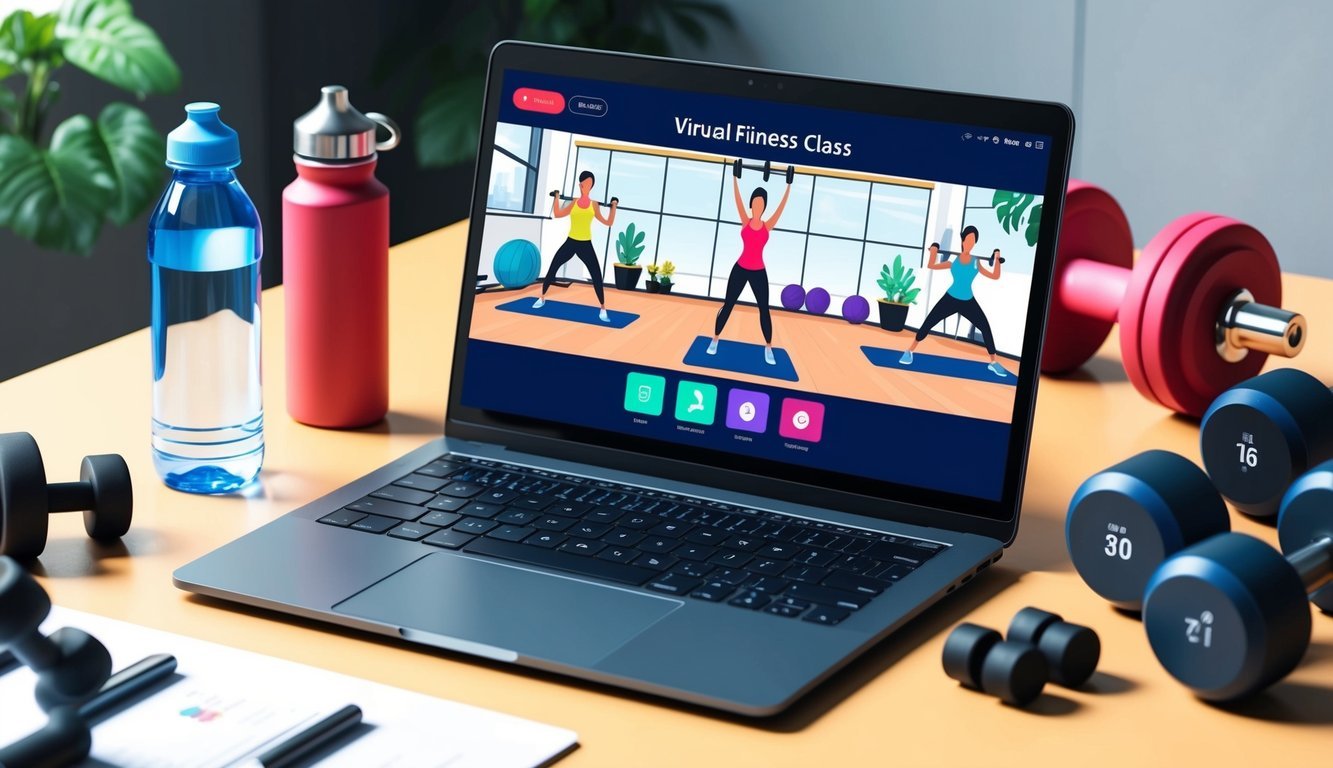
[779,398,825,442]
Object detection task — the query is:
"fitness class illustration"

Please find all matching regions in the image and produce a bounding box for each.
[473,125,1044,425]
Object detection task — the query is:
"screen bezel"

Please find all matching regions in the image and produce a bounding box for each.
[446,41,1074,545]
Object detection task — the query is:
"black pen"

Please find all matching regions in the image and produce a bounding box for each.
[241,704,363,768]
[81,654,178,721]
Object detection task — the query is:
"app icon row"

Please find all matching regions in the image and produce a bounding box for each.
[624,372,824,442]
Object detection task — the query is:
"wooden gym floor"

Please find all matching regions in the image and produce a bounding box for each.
[469,284,1018,423]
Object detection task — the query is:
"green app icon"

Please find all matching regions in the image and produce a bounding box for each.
[674,380,717,425]
[624,372,665,416]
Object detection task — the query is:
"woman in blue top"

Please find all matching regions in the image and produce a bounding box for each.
[899,225,1007,378]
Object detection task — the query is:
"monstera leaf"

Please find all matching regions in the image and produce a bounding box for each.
[414,73,484,168]
[0,114,117,254]
[993,189,1043,247]
[57,0,178,95]
[92,102,165,224]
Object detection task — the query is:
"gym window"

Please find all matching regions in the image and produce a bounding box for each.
[487,124,543,213]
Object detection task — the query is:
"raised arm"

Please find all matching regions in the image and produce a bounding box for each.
[764,180,793,231]
[550,191,572,218]
[979,249,1002,279]
[732,174,747,222]
[595,198,618,227]
[924,243,950,270]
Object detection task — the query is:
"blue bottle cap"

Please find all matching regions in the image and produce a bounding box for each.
[166,102,241,170]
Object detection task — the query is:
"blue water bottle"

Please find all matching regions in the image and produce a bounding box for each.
[148,103,264,493]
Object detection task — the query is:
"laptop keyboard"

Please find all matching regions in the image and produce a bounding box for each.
[317,455,946,626]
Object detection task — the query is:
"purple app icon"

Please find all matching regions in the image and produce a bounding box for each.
[726,389,770,433]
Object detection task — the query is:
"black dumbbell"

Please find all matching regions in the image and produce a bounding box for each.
[1141,460,1333,701]
[1199,368,1333,518]
[0,556,112,710]
[942,623,1049,706]
[930,242,1006,265]
[1066,450,1230,611]
[731,158,795,184]
[549,190,618,207]
[1006,607,1101,688]
[0,432,133,560]
[0,706,92,768]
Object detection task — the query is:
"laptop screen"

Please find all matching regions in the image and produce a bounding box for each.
[458,64,1056,513]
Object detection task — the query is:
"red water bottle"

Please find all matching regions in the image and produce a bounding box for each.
[283,85,400,427]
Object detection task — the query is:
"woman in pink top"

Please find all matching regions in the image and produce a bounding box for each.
[709,171,792,365]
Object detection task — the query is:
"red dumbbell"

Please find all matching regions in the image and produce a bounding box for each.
[1043,180,1307,417]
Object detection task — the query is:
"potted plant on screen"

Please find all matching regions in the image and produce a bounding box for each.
[876,254,920,332]
[614,222,645,290]
[655,260,675,294]
[645,263,660,293]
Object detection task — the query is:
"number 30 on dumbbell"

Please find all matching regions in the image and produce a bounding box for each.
[731,158,795,184]
[1044,181,1307,417]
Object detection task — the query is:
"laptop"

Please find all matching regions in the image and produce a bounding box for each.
[176,42,1073,716]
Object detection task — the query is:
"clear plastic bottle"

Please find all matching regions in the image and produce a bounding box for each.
[148,103,263,493]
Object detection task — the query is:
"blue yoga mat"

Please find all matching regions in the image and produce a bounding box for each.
[495,297,639,328]
[860,346,1017,386]
[682,336,799,382]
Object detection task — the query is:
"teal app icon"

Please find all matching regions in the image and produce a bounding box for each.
[624,372,665,416]
[674,380,717,425]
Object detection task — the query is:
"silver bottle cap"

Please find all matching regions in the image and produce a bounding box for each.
[293,85,400,161]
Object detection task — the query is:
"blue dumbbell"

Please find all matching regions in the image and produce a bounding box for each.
[1066,450,1230,611]
[1141,460,1333,701]
[1200,368,1333,518]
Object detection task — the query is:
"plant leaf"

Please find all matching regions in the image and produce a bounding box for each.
[1024,202,1042,247]
[91,101,164,224]
[57,0,180,95]
[0,116,116,254]
[0,10,60,77]
[633,230,645,246]
[415,73,485,168]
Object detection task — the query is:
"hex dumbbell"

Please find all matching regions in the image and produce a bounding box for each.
[1006,607,1101,688]
[1067,450,1230,611]
[942,623,1049,706]
[1141,461,1333,701]
[731,158,796,184]
[1200,368,1333,518]
[0,432,133,560]
[1044,180,1306,417]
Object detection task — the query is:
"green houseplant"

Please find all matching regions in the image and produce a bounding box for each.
[613,221,645,290]
[0,0,179,255]
[993,190,1042,247]
[875,254,920,332]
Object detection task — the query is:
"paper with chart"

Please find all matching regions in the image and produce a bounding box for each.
[0,607,577,767]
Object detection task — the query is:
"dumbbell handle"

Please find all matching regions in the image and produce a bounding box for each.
[550,191,618,205]
[8,631,61,674]
[1287,536,1333,595]
[46,482,95,514]
[1062,258,1304,358]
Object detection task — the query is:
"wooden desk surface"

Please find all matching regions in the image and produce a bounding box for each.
[5,221,1332,765]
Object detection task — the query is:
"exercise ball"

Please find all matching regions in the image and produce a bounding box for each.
[805,287,830,315]
[781,284,806,311]
[842,295,870,324]
[493,239,541,288]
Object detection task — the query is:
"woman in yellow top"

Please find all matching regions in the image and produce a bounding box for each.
[534,170,618,322]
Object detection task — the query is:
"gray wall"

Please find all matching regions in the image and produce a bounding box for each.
[681,0,1333,278]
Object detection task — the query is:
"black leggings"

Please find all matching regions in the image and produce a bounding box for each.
[914,293,996,356]
[714,263,772,343]
[541,237,605,305]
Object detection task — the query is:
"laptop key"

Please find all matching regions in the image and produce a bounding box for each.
[647,573,700,595]
[350,514,400,534]
[370,486,436,505]
[454,517,499,535]
[722,535,764,552]
[587,507,623,524]
[750,559,787,576]
[457,502,503,519]
[568,521,611,539]
[674,544,716,562]
[648,521,692,538]
[546,501,591,517]
[757,543,798,560]
[765,603,804,618]
[423,529,476,550]
[495,508,539,526]
[513,495,554,511]
[728,590,771,610]
[784,583,871,610]
[747,576,790,593]
[602,529,646,547]
[526,531,567,548]
[414,460,460,478]
[689,581,733,602]
[709,550,752,568]
[866,540,928,566]
[347,497,428,522]
[685,529,725,546]
[477,489,518,504]
[823,570,892,595]
[317,509,366,527]
[832,554,878,574]
[773,596,812,610]
[639,537,677,554]
[596,547,640,564]
[487,525,534,542]
[533,515,575,532]
[558,539,606,557]
[674,561,711,578]
[419,510,462,528]
[425,496,469,513]
[393,474,449,493]
[464,538,654,586]
[439,482,485,499]
[387,522,439,541]
[632,553,677,571]
[785,565,831,584]
[803,606,851,626]
[618,514,655,530]
[840,537,872,555]
[794,549,838,567]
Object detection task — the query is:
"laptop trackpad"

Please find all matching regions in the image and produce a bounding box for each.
[333,552,680,668]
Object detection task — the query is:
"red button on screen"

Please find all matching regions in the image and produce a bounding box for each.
[514,88,565,114]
